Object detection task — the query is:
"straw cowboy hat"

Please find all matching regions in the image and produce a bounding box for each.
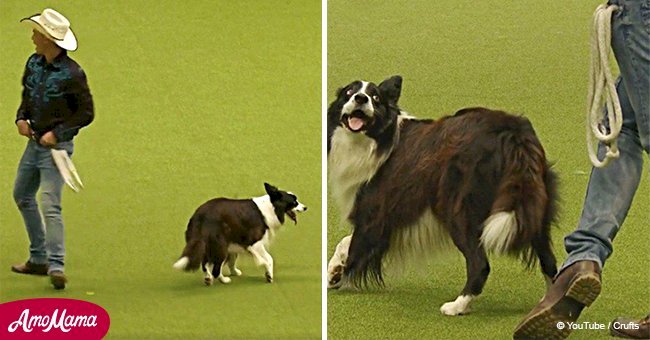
[21,8,77,51]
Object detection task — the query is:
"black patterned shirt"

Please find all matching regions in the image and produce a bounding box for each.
[16,52,94,142]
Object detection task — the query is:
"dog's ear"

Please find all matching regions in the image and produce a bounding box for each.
[334,86,346,98]
[328,85,351,153]
[264,183,281,200]
[378,75,403,105]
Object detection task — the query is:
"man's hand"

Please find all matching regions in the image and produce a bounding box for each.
[16,120,33,138]
[40,131,57,147]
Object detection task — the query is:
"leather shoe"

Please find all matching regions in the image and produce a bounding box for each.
[11,261,49,276]
[513,260,601,339]
[49,271,67,290]
[610,314,650,339]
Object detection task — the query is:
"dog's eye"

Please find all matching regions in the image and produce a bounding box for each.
[346,89,354,97]
[372,95,380,102]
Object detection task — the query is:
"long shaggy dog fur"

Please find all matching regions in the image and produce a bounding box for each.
[327,76,558,315]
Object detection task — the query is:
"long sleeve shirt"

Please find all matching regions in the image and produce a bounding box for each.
[16,52,94,142]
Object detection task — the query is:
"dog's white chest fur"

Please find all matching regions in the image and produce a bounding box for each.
[328,128,388,222]
[328,115,413,222]
[253,195,281,231]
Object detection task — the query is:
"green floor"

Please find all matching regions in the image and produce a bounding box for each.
[2,1,648,339]
[0,1,321,338]
[327,1,649,339]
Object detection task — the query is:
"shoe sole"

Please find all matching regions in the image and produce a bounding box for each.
[513,272,601,339]
[565,272,601,306]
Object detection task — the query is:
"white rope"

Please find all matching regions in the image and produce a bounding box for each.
[586,4,623,168]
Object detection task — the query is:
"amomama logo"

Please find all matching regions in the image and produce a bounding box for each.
[0,298,110,339]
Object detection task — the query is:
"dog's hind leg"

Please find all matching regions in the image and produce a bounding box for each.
[208,237,231,284]
[226,253,242,276]
[212,253,231,284]
[208,256,231,284]
[215,261,231,284]
[441,228,490,316]
[532,234,557,292]
[204,263,214,286]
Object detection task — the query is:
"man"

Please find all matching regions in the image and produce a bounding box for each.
[11,8,94,290]
[514,0,649,338]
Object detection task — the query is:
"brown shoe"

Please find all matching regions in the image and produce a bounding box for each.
[11,261,49,276]
[49,271,67,290]
[610,314,650,339]
[513,260,601,339]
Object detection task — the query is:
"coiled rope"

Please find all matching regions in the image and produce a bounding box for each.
[586,4,622,168]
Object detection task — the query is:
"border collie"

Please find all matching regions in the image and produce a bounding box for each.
[173,183,307,285]
[326,76,558,316]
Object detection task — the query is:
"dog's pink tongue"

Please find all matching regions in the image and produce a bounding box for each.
[348,117,364,131]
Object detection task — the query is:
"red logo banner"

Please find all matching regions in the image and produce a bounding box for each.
[0,298,110,339]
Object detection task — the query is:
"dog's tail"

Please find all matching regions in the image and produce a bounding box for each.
[173,216,207,271]
[480,118,559,266]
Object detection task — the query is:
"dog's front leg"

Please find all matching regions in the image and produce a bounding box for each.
[328,234,352,289]
[248,242,274,283]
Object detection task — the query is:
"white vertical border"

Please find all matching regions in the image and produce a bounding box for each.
[321,0,328,338]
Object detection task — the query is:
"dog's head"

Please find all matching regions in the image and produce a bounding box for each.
[265,183,307,225]
[327,75,403,151]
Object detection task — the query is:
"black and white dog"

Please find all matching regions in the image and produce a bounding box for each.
[327,76,559,315]
[173,183,307,285]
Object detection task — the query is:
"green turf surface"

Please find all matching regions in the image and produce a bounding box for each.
[327,1,649,339]
[0,1,321,338]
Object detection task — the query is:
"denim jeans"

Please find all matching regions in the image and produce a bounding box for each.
[13,139,74,273]
[561,0,649,272]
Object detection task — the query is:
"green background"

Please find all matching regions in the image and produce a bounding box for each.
[327,1,649,339]
[0,1,322,338]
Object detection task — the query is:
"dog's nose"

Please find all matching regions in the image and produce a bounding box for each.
[354,93,368,104]
[303,206,308,211]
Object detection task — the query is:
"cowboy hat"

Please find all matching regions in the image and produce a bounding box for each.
[21,8,77,51]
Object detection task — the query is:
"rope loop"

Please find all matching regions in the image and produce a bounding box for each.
[586,4,622,168]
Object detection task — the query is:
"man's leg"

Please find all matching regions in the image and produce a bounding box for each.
[40,141,73,289]
[515,1,648,337]
[12,141,48,273]
[562,80,644,273]
[514,82,644,340]
[610,0,650,153]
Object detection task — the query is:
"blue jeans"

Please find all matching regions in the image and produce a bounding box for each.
[561,0,650,272]
[13,139,74,273]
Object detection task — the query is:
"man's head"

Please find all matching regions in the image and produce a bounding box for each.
[31,29,60,56]
[21,8,77,52]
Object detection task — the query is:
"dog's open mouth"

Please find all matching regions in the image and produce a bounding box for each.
[342,110,371,133]
[286,210,297,224]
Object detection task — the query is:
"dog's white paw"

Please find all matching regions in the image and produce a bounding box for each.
[328,235,351,289]
[265,272,273,283]
[440,302,468,316]
[327,265,345,289]
[231,268,242,276]
[219,276,232,284]
[440,295,474,316]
